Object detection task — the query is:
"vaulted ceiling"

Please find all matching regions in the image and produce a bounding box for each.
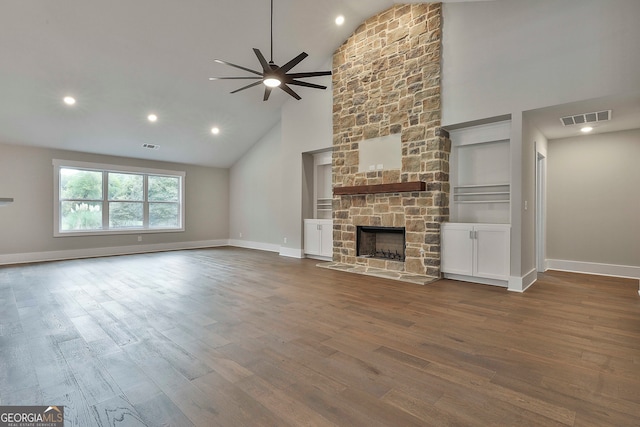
[9,1,634,169]
[1,0,463,168]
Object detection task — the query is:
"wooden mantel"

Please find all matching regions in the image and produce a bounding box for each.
[333,182,426,196]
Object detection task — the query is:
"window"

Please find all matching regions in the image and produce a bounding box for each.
[53,160,185,236]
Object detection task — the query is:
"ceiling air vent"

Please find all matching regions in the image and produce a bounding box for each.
[142,143,160,150]
[560,110,611,126]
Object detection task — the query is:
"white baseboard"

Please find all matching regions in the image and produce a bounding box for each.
[279,247,305,259]
[0,239,229,266]
[228,239,280,253]
[547,259,640,279]
[508,268,538,293]
[443,273,508,288]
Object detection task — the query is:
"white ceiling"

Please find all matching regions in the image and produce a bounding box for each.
[5,0,635,169]
[524,92,640,141]
[0,0,429,168]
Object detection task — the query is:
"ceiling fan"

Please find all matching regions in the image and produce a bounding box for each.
[208,0,332,101]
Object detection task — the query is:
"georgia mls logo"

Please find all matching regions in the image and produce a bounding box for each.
[0,405,64,427]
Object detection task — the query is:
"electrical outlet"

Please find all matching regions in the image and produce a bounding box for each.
[283,237,287,244]
[137,236,142,242]
[524,200,528,211]
[239,232,242,238]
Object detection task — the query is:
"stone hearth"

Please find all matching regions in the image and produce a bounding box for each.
[317,261,438,285]
[331,3,450,281]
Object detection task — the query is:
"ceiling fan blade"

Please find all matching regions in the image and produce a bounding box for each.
[231,80,264,94]
[279,83,301,100]
[287,80,327,90]
[279,52,308,73]
[214,59,263,76]
[263,87,272,101]
[209,77,262,80]
[286,71,332,79]
[252,48,271,72]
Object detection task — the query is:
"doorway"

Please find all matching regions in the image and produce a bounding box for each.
[535,151,546,272]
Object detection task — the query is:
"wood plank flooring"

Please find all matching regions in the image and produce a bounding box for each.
[1,247,639,426]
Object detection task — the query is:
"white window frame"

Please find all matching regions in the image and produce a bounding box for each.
[53,159,186,237]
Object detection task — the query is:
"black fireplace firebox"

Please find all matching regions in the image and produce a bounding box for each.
[356,226,406,261]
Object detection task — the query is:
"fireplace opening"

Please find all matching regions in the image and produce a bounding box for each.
[357,226,406,261]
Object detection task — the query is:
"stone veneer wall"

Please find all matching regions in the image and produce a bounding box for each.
[331,3,450,278]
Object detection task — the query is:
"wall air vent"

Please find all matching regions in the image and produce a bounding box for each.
[559,110,611,126]
[142,143,160,150]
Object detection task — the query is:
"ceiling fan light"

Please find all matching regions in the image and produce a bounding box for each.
[263,77,281,88]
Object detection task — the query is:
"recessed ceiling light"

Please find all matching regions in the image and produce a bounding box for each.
[211,127,220,135]
[147,114,158,123]
[581,126,593,133]
[335,15,345,26]
[63,96,76,106]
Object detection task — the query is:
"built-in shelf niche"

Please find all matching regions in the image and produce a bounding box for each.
[314,151,332,219]
[449,121,511,224]
[454,183,510,204]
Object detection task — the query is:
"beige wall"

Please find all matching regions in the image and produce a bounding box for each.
[547,129,640,267]
[0,143,229,257]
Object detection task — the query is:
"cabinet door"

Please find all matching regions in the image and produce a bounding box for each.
[304,220,321,255]
[319,222,333,258]
[441,224,473,275]
[474,225,510,280]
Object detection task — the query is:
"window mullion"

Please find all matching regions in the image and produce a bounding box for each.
[103,171,109,230]
[143,175,149,229]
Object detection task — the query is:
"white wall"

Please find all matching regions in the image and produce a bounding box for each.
[522,117,548,276]
[441,0,640,126]
[441,0,640,281]
[547,129,640,271]
[229,123,283,251]
[279,83,333,256]
[0,143,229,263]
[228,73,333,257]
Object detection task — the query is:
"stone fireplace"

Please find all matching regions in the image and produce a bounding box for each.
[329,3,450,282]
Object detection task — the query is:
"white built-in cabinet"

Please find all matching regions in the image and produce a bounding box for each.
[441,223,510,286]
[304,150,333,260]
[304,219,333,260]
[442,120,512,287]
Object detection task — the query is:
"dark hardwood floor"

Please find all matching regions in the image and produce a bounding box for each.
[1,247,639,426]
